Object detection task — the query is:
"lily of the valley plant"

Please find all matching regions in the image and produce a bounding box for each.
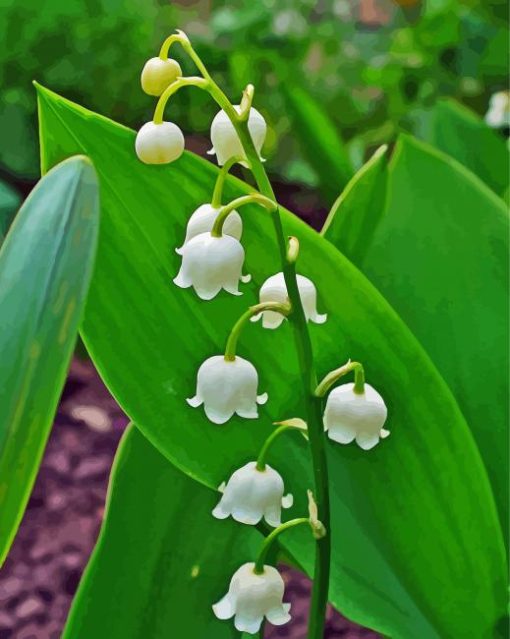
[135,30,390,638]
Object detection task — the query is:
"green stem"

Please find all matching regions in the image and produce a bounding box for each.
[211,155,246,208]
[222,92,330,639]
[158,33,184,59]
[315,360,365,398]
[254,518,310,574]
[224,302,291,361]
[153,77,209,124]
[174,42,332,639]
[354,365,365,394]
[211,193,277,237]
[256,424,302,471]
[159,31,212,81]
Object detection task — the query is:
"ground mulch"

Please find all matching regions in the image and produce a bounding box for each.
[0,359,380,639]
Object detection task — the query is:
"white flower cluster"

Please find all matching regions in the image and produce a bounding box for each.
[137,37,391,635]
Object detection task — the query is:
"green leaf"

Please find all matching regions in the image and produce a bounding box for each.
[281,84,354,203]
[0,179,21,242]
[0,155,99,563]
[64,425,261,639]
[321,145,388,263]
[358,135,509,540]
[419,99,509,198]
[38,86,506,639]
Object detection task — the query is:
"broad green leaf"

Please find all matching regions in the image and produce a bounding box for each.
[38,86,506,639]
[321,145,388,263]
[0,156,99,563]
[0,179,21,242]
[418,99,509,197]
[64,425,261,639]
[356,135,509,542]
[281,84,353,204]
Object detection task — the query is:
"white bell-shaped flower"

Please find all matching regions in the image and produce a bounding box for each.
[209,106,266,166]
[213,462,293,527]
[213,562,291,634]
[324,382,389,450]
[252,272,327,329]
[174,232,249,300]
[187,355,267,424]
[176,204,242,255]
[140,57,182,96]
[485,91,510,128]
[135,121,185,164]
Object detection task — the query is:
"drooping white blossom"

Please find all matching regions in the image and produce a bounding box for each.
[209,106,266,166]
[213,562,291,634]
[213,462,293,527]
[140,57,182,96]
[176,204,242,255]
[135,121,185,164]
[251,272,327,329]
[187,355,267,424]
[323,382,389,450]
[174,232,249,300]
[485,91,510,129]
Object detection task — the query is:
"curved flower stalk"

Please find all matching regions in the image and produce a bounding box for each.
[209,105,267,166]
[251,272,327,329]
[212,562,291,633]
[213,461,293,527]
[187,355,267,424]
[173,232,248,300]
[177,156,246,254]
[175,204,242,255]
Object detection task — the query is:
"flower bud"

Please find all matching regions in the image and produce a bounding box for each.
[251,272,327,329]
[213,562,291,634]
[187,355,267,424]
[213,462,293,527]
[209,106,266,166]
[176,204,242,255]
[174,232,249,300]
[141,57,182,96]
[324,383,389,450]
[135,121,185,165]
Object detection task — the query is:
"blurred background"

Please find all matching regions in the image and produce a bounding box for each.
[1,0,508,216]
[0,1,508,638]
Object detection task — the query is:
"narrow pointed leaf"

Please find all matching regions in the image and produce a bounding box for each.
[358,135,509,540]
[0,156,99,563]
[321,145,388,262]
[38,86,506,639]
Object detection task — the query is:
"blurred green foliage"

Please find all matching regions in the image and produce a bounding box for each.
[1,0,508,191]
[0,0,176,178]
